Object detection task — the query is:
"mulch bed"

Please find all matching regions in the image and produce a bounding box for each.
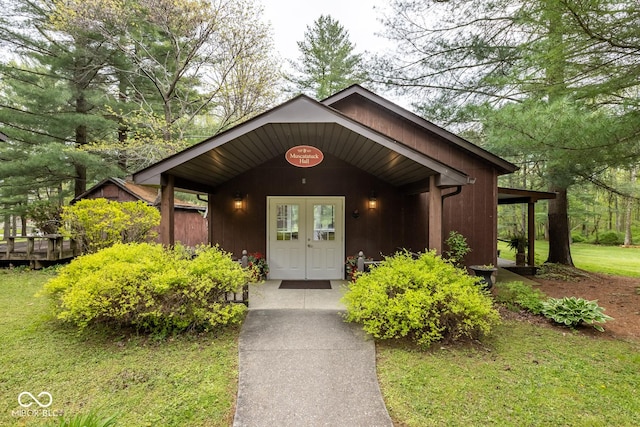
[500,269,640,340]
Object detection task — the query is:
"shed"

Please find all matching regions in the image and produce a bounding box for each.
[134,85,520,280]
[74,177,208,247]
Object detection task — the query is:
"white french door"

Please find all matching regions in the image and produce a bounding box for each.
[267,197,344,280]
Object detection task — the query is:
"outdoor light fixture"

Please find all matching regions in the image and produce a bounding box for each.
[368,191,377,209]
[233,192,243,210]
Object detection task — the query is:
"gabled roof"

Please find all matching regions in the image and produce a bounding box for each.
[133,86,514,193]
[74,177,204,210]
[322,85,518,175]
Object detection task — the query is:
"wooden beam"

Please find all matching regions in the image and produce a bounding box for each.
[208,193,214,246]
[528,202,536,267]
[428,177,443,254]
[160,174,175,246]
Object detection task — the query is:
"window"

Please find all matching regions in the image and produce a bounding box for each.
[313,204,335,241]
[276,204,299,240]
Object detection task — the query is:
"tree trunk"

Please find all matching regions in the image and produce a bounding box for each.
[117,70,128,171]
[543,3,573,266]
[3,211,10,239]
[624,167,637,246]
[74,88,88,197]
[74,126,87,198]
[73,36,91,197]
[547,186,574,265]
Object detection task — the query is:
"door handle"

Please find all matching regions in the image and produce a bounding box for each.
[307,244,312,248]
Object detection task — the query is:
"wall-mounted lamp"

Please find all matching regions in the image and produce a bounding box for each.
[233,192,244,210]
[368,191,377,209]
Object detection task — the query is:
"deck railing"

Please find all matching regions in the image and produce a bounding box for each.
[0,235,80,262]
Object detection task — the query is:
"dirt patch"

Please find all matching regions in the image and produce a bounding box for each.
[516,269,640,340]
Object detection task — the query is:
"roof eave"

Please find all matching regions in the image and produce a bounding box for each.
[323,85,519,175]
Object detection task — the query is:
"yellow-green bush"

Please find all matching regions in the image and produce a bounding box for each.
[342,251,500,348]
[43,243,248,334]
[61,199,160,253]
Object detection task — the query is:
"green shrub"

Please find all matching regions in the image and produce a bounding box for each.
[342,251,500,348]
[26,200,63,234]
[493,281,546,314]
[43,243,248,334]
[571,232,587,243]
[443,231,471,267]
[541,296,613,332]
[61,198,160,253]
[593,230,623,246]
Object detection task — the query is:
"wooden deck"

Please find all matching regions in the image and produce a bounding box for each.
[0,235,79,267]
[497,257,538,276]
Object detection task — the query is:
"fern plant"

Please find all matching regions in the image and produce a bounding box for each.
[541,296,613,332]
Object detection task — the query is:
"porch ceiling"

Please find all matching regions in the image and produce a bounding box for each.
[133,95,471,193]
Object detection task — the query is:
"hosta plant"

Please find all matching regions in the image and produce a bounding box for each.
[541,296,613,332]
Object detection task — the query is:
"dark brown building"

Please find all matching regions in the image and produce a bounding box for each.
[133,86,520,280]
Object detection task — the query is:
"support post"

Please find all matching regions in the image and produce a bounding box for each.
[428,178,443,254]
[6,237,14,257]
[57,235,63,259]
[528,201,536,267]
[160,174,175,246]
[26,237,34,257]
[47,237,54,259]
[208,193,215,246]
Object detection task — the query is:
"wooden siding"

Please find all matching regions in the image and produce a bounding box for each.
[331,97,499,266]
[210,154,404,260]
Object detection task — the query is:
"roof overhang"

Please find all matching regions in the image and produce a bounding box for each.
[498,187,557,204]
[323,86,519,176]
[133,95,472,193]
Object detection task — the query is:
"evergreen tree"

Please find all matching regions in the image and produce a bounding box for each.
[288,15,367,100]
[0,0,117,199]
[376,0,640,265]
[0,0,281,219]
[51,0,281,171]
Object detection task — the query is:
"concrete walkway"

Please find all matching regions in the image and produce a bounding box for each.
[233,281,393,427]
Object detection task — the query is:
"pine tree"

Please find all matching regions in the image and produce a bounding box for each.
[376,0,640,265]
[288,15,367,100]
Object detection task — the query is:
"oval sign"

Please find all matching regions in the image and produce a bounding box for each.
[285,145,324,168]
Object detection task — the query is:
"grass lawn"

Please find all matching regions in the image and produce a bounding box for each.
[378,241,640,426]
[377,322,640,426]
[0,269,239,426]
[498,240,640,277]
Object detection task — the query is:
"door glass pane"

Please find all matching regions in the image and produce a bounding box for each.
[276,204,299,240]
[313,204,335,241]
